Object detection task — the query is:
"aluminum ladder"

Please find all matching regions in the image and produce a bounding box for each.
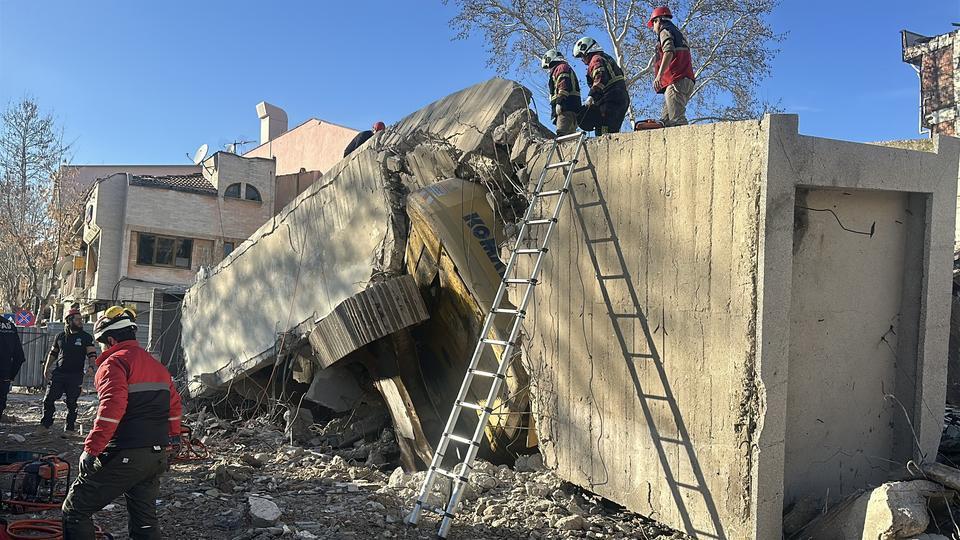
[405,130,587,538]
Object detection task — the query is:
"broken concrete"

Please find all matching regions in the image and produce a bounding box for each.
[181,78,531,397]
[520,116,959,539]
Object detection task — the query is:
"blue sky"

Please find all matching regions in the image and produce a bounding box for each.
[0,1,957,164]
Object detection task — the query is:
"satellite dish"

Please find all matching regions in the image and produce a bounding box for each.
[192,144,209,165]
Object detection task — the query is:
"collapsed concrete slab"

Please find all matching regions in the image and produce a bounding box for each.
[181,77,531,396]
[519,115,959,539]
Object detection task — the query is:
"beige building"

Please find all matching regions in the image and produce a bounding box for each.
[60,152,276,316]
[243,101,359,211]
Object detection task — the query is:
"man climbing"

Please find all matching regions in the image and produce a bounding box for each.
[649,6,696,127]
[0,314,26,422]
[572,37,630,136]
[41,308,96,431]
[541,49,582,136]
[61,306,182,540]
[343,121,386,157]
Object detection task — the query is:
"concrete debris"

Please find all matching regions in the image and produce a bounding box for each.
[515,452,546,473]
[797,480,948,540]
[247,495,282,527]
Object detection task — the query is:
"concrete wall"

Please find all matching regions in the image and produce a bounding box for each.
[521,115,959,539]
[244,119,358,176]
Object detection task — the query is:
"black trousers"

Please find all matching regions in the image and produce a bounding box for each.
[0,379,10,417]
[42,376,82,428]
[62,447,166,540]
[578,97,630,135]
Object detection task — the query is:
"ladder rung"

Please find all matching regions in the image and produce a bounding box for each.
[641,394,669,401]
[611,313,639,318]
[676,482,705,491]
[545,160,577,170]
[587,237,613,243]
[445,433,479,447]
[432,466,469,482]
[660,437,686,445]
[556,131,583,142]
[492,308,525,315]
[468,368,505,380]
[576,201,603,209]
[534,189,568,197]
[525,218,558,225]
[503,278,538,285]
[418,502,455,518]
[457,400,494,412]
[514,248,547,255]
[598,274,626,279]
[481,338,514,347]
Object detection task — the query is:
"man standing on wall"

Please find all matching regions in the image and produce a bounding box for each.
[0,315,26,422]
[572,37,631,136]
[649,6,696,127]
[41,308,96,431]
[61,306,182,539]
[541,49,582,136]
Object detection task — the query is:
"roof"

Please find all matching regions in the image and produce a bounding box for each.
[129,173,217,196]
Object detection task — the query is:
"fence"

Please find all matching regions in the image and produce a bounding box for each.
[11,322,116,389]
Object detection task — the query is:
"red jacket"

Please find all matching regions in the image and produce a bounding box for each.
[655,20,695,90]
[85,340,182,456]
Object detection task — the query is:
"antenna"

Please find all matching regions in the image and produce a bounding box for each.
[224,139,256,155]
[192,144,209,165]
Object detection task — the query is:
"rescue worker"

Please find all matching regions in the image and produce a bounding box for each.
[0,315,26,421]
[541,49,582,136]
[41,308,96,431]
[649,6,696,126]
[572,37,630,136]
[61,306,182,540]
[343,121,386,157]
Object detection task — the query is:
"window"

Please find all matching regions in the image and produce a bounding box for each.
[245,185,262,202]
[223,241,235,257]
[224,183,241,199]
[136,233,193,268]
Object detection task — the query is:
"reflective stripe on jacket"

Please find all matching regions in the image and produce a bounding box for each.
[85,340,182,455]
[549,62,581,115]
[586,52,629,104]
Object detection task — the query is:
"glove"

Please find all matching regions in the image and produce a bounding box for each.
[168,435,181,447]
[585,96,594,107]
[79,451,97,476]
[554,104,563,117]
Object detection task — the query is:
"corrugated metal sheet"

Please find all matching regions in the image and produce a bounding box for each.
[14,327,49,388]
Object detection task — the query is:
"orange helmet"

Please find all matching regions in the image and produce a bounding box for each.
[647,6,673,27]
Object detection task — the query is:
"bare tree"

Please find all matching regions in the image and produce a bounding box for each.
[0,98,71,316]
[446,0,783,124]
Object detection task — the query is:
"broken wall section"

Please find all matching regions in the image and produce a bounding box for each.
[180,78,535,397]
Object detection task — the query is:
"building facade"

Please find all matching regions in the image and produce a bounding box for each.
[903,27,960,136]
[60,152,276,317]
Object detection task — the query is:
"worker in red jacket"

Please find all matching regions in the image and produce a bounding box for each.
[572,37,630,136]
[649,6,696,126]
[541,49,582,136]
[61,306,182,540]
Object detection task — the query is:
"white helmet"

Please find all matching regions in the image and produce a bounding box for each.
[540,49,567,69]
[572,37,603,58]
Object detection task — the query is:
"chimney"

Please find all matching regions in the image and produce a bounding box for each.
[256,101,288,144]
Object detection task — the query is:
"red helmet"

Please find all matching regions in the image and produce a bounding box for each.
[647,6,673,27]
[372,121,386,132]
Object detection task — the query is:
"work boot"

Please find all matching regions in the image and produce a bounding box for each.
[64,423,77,433]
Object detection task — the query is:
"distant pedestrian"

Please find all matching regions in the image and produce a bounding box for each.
[648,6,696,126]
[343,121,386,157]
[0,315,26,422]
[41,308,96,431]
[572,37,630,136]
[541,49,582,136]
[61,306,182,540]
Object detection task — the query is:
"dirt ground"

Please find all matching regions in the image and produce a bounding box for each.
[0,389,686,540]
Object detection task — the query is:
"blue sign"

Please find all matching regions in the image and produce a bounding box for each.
[13,309,34,327]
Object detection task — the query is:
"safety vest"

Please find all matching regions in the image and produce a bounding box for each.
[655,20,696,89]
[586,52,628,102]
[549,62,581,114]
